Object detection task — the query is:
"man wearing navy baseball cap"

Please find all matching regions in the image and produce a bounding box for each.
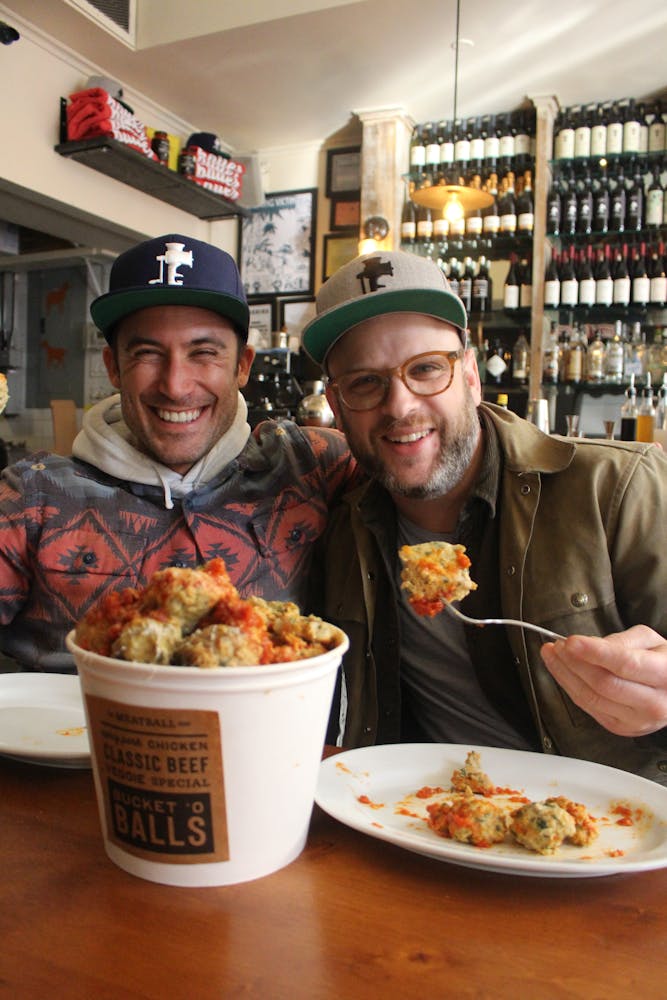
[0,233,358,674]
[307,250,667,785]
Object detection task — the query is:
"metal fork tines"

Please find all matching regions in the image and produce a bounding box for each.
[443,601,565,642]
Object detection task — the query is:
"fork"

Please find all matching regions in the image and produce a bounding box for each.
[443,601,566,642]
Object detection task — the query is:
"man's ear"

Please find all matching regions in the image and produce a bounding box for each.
[236,344,255,388]
[463,346,483,405]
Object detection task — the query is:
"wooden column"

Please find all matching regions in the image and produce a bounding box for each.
[355,107,413,251]
[529,94,559,400]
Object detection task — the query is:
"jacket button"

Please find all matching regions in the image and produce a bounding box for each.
[657,761,667,774]
[506,565,516,576]
[520,484,531,495]
[571,592,589,608]
[543,736,553,751]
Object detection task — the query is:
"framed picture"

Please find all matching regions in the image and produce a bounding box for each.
[247,300,275,350]
[278,296,316,349]
[322,233,359,282]
[330,197,360,232]
[240,188,317,297]
[325,147,361,198]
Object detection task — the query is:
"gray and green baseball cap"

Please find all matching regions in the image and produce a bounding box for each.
[302,250,468,367]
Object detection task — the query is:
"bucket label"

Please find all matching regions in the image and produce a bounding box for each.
[85,695,229,865]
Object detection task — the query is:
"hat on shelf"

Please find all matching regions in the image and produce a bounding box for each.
[90,234,249,343]
[185,132,230,158]
[302,250,468,367]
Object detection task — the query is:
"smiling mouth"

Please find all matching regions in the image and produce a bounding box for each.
[385,428,432,444]
[156,408,203,424]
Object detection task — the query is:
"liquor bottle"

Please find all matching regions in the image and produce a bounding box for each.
[619,373,638,441]
[624,321,647,380]
[519,255,532,310]
[635,373,655,442]
[503,253,520,310]
[593,164,610,234]
[511,331,530,385]
[542,322,560,384]
[498,172,517,235]
[612,245,631,308]
[516,169,534,235]
[485,338,508,385]
[565,325,585,384]
[631,244,650,308]
[595,245,614,308]
[647,328,667,383]
[625,160,644,232]
[546,180,562,235]
[645,167,665,228]
[496,392,509,409]
[609,163,627,233]
[471,256,492,315]
[648,242,667,308]
[655,374,667,448]
[544,251,560,310]
[586,329,606,383]
[605,321,625,383]
[578,245,596,309]
[560,246,579,310]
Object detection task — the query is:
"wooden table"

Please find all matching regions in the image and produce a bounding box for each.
[2,755,666,1000]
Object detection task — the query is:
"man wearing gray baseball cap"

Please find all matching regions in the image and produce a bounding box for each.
[305,250,667,784]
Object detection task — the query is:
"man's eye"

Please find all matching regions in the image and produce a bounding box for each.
[408,361,447,379]
[347,374,382,394]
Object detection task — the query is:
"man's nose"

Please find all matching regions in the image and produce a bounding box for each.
[381,372,418,410]
[158,356,193,397]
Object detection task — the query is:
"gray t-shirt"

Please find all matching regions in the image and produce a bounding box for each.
[396,515,534,750]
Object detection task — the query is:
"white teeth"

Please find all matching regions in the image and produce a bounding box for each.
[157,408,201,424]
[388,430,430,443]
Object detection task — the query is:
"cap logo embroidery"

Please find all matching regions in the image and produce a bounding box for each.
[148,241,194,286]
[356,256,394,294]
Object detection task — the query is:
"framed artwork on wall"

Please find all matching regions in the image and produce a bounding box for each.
[325,147,361,198]
[329,197,361,232]
[278,296,316,349]
[247,300,275,350]
[240,188,317,297]
[322,233,359,282]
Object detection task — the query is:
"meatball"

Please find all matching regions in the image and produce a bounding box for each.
[139,559,237,632]
[510,800,577,855]
[546,796,598,847]
[450,750,495,796]
[174,625,266,668]
[427,795,509,847]
[111,616,182,664]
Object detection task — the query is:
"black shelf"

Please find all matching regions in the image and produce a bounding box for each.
[54,137,248,220]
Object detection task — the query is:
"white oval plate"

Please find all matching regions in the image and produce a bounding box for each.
[315,743,667,878]
[0,673,90,767]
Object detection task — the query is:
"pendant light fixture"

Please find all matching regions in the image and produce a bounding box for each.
[411,0,492,222]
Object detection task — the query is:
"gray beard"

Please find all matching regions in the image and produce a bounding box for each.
[340,387,481,500]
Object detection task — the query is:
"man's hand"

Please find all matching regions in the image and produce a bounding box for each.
[541,625,667,737]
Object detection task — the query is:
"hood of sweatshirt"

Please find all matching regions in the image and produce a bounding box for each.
[72,391,251,509]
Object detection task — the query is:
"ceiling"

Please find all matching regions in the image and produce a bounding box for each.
[4,0,667,154]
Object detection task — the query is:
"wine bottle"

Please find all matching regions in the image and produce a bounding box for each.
[439,119,455,176]
[625,159,644,232]
[612,245,631,307]
[606,101,624,156]
[576,168,593,235]
[518,255,532,309]
[410,124,427,175]
[586,329,606,383]
[619,373,638,441]
[574,104,592,159]
[516,169,534,235]
[590,102,607,158]
[631,243,650,308]
[604,321,625,383]
[471,256,493,315]
[465,174,484,239]
[593,164,610,234]
[542,322,560,384]
[648,241,667,307]
[483,114,500,167]
[415,202,433,252]
[400,191,417,247]
[459,257,474,312]
[511,331,530,385]
[447,257,461,297]
[499,172,517,235]
[561,169,578,236]
[565,325,585,384]
[595,245,614,307]
[482,172,500,241]
[503,254,520,310]
[624,321,647,380]
[622,98,641,154]
[485,338,508,385]
[609,163,627,233]
[454,117,470,172]
[546,180,562,235]
[544,251,561,309]
[424,122,440,186]
[578,245,596,308]
[646,167,665,228]
[648,100,666,153]
[560,246,579,309]
[555,107,575,161]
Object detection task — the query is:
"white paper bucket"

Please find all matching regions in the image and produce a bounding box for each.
[66,630,348,887]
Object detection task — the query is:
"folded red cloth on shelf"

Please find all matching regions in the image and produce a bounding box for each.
[188,146,245,201]
[66,88,157,160]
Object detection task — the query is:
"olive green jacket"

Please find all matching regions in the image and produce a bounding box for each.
[315,403,667,784]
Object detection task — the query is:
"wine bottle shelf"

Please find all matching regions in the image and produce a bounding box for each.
[546,226,667,247]
[550,150,667,172]
[401,233,533,262]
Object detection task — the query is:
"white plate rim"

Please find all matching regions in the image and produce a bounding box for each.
[0,672,90,764]
[315,743,667,878]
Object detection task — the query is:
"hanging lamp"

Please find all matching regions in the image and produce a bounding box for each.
[411,0,492,221]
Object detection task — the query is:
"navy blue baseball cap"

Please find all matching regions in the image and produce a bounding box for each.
[90,233,249,342]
